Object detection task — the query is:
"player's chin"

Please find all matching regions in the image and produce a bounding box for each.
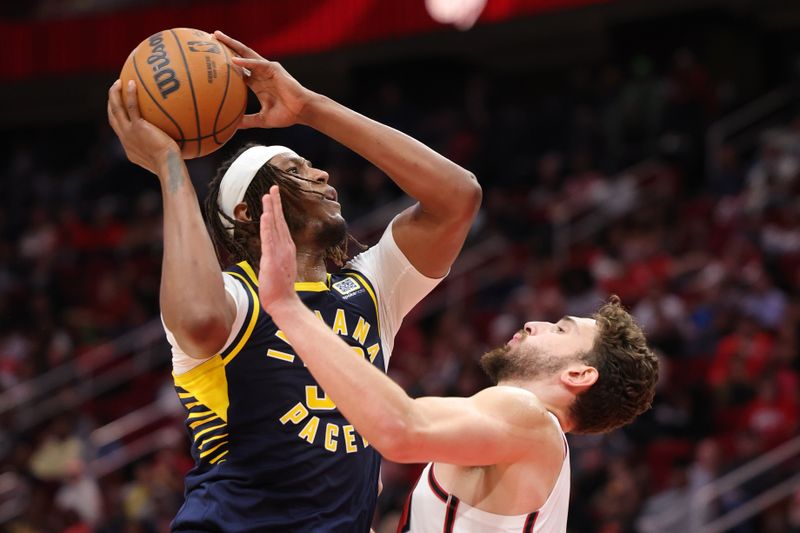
[327,213,347,233]
[315,215,348,250]
[322,204,345,225]
[324,199,342,215]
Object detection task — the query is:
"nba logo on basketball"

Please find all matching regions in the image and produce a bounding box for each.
[187,41,221,54]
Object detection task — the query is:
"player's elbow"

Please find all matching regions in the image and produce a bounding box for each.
[370,411,427,463]
[451,172,482,220]
[169,311,232,357]
[373,426,418,463]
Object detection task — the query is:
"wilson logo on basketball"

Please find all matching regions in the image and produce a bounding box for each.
[146,32,180,100]
[187,41,222,54]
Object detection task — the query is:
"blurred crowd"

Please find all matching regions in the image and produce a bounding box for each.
[1,44,800,533]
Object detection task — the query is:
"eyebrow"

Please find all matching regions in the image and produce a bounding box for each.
[559,316,578,330]
[282,156,307,167]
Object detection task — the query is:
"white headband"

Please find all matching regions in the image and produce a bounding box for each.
[218,145,296,235]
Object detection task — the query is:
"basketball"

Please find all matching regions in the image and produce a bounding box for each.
[120,28,247,159]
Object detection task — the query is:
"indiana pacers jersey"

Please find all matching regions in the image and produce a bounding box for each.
[397,413,570,533]
[171,260,385,532]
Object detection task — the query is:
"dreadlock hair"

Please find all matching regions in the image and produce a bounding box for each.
[569,295,659,434]
[205,143,363,269]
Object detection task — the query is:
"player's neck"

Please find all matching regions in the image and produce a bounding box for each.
[499,379,573,432]
[294,246,328,283]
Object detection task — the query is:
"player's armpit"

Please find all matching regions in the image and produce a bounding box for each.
[384,386,563,467]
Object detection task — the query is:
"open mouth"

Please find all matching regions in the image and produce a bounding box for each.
[507,330,527,345]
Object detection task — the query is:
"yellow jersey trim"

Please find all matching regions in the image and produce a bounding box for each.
[173,355,229,423]
[209,449,229,464]
[189,416,217,429]
[194,422,227,441]
[238,260,259,286]
[199,433,228,450]
[223,271,261,366]
[199,440,228,458]
[173,354,221,382]
[347,272,381,336]
[238,260,331,292]
[294,281,329,292]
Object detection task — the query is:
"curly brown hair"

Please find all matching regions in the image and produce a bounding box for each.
[204,143,362,269]
[569,295,659,434]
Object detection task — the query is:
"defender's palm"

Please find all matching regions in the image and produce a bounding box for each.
[258,187,299,312]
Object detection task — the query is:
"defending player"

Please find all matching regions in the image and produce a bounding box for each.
[257,188,659,533]
[106,31,481,532]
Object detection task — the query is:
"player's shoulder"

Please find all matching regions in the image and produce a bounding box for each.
[346,241,389,267]
[472,386,563,441]
[473,385,547,416]
[343,245,390,284]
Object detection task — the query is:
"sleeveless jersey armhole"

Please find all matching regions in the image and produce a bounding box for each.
[169,272,252,376]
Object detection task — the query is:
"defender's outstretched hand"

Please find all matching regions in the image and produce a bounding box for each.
[214,31,317,129]
[107,79,179,174]
[259,187,301,313]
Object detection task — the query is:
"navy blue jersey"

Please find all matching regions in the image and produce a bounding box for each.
[171,261,384,532]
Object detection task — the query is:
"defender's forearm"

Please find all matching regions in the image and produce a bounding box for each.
[269,298,416,451]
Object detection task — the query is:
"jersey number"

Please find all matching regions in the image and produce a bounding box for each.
[305,385,336,410]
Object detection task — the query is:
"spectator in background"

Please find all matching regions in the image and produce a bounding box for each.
[559,266,607,319]
[637,460,692,533]
[709,143,746,198]
[745,130,800,213]
[708,313,774,390]
[633,280,689,355]
[54,458,103,528]
[740,266,788,330]
[760,201,800,257]
[29,417,84,482]
[742,375,798,448]
[615,55,665,165]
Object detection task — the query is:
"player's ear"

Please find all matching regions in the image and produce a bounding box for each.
[234,201,251,222]
[560,364,598,392]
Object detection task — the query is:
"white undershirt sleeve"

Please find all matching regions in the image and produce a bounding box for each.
[165,272,251,375]
[346,217,446,369]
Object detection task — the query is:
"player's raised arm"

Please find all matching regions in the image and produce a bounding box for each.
[215,30,482,278]
[258,188,558,467]
[107,79,235,357]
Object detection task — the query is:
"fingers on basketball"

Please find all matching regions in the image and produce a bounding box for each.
[125,80,141,121]
[107,80,128,129]
[214,31,260,60]
[107,86,120,132]
[231,56,278,82]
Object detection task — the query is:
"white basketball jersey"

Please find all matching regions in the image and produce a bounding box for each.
[397,413,570,533]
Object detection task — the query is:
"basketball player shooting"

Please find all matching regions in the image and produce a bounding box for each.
[258,187,659,533]
[107,31,481,532]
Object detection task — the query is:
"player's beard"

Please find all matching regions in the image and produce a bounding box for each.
[282,196,348,252]
[480,339,568,384]
[315,216,348,252]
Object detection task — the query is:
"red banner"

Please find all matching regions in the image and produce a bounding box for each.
[1,0,607,80]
